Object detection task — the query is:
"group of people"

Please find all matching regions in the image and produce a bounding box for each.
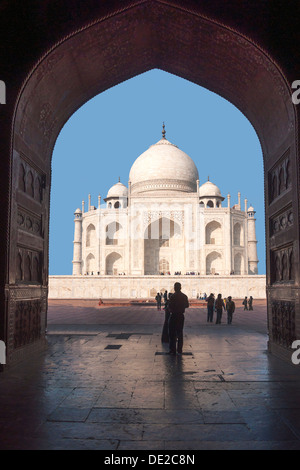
[242,296,254,310]
[155,286,254,356]
[205,293,236,324]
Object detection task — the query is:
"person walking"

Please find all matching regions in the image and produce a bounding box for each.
[215,293,225,324]
[242,296,248,310]
[226,296,235,324]
[248,296,253,310]
[206,293,215,323]
[155,292,162,310]
[168,282,189,355]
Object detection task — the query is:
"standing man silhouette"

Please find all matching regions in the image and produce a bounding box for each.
[168,282,189,355]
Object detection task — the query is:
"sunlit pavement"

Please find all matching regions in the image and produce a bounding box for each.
[0,299,300,450]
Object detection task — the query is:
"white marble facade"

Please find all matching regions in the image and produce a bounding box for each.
[71,129,260,287]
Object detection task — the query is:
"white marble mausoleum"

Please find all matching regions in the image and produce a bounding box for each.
[49,126,266,299]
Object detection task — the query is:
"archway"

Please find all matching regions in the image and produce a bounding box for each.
[86,224,96,247]
[3,1,299,364]
[234,252,244,275]
[205,221,223,245]
[144,217,182,275]
[206,251,223,275]
[105,222,123,246]
[85,253,96,274]
[233,223,243,246]
[106,252,122,275]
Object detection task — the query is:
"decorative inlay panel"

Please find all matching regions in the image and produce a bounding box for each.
[143,210,184,227]
[132,179,196,195]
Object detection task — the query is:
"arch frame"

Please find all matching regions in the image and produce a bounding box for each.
[1,0,299,364]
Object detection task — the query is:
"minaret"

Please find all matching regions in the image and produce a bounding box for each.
[247,205,258,274]
[72,208,82,275]
[237,192,241,210]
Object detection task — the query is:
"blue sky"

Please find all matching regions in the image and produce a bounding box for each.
[49,69,265,275]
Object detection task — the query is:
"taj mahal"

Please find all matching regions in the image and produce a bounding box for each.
[49,126,266,299]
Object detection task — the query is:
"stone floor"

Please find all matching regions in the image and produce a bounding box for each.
[0,300,300,450]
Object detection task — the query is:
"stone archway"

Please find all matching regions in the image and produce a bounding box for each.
[144,217,182,274]
[206,251,223,275]
[106,252,122,275]
[2,1,299,364]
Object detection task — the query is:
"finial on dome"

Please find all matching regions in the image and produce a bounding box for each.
[118,176,120,183]
[208,175,210,181]
[162,122,166,139]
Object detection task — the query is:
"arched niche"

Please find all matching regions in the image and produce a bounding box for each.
[86,253,96,274]
[233,222,243,247]
[86,224,96,247]
[205,221,223,245]
[106,252,122,275]
[105,222,123,245]
[206,251,223,275]
[234,252,244,275]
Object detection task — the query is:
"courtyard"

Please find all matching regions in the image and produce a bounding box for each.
[0,299,300,450]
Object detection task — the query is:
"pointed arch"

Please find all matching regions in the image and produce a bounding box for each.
[86,224,96,247]
[205,221,222,245]
[206,251,222,275]
[105,252,122,275]
[234,253,244,275]
[86,253,96,274]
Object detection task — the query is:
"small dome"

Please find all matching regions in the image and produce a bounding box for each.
[247,205,255,212]
[106,181,128,199]
[199,180,222,198]
[74,208,82,214]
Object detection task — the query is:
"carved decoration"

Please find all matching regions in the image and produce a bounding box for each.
[15,248,42,283]
[132,178,196,194]
[271,300,296,348]
[14,299,42,349]
[270,206,293,236]
[268,149,291,203]
[143,210,184,227]
[18,159,44,203]
[35,52,64,82]
[17,208,42,236]
[271,245,294,283]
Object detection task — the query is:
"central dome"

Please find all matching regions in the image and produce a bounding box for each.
[129,136,199,195]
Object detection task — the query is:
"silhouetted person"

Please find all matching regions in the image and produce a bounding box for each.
[155,292,162,310]
[242,296,248,310]
[248,296,253,310]
[215,293,225,324]
[161,293,172,343]
[206,293,215,322]
[226,296,235,324]
[168,283,189,355]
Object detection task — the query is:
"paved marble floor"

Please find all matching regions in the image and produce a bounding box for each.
[0,301,300,450]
